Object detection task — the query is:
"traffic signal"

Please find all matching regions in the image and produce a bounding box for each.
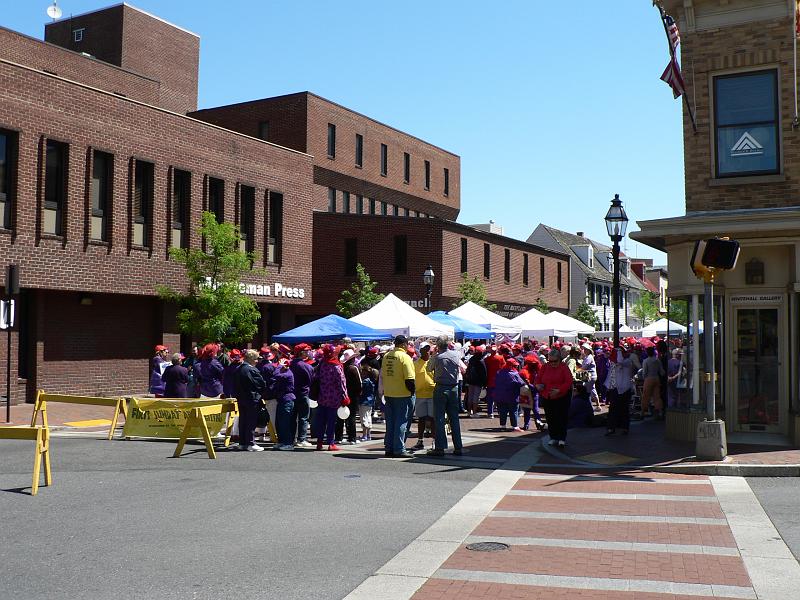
[691,238,740,279]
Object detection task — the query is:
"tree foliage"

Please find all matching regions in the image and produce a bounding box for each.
[158,212,262,345]
[452,273,496,311]
[533,295,550,314]
[574,301,601,329]
[632,292,661,327]
[668,298,689,328]
[336,263,385,318]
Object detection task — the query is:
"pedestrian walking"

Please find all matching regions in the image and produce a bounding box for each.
[535,348,573,447]
[483,345,505,419]
[580,343,601,412]
[641,346,665,419]
[518,354,544,430]
[336,349,362,445]
[427,335,464,456]
[272,357,296,450]
[196,343,225,398]
[150,344,169,397]
[234,349,268,451]
[162,352,189,398]
[494,358,524,431]
[413,342,436,451]
[380,335,416,457]
[464,345,487,417]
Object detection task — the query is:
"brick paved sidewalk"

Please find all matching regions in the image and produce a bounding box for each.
[411,457,757,599]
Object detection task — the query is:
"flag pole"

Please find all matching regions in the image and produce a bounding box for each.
[655,2,698,133]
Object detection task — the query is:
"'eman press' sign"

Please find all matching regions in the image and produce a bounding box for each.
[203,278,305,299]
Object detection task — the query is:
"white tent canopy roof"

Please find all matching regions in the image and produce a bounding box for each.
[350,293,455,338]
[511,307,575,339]
[641,318,687,337]
[543,311,596,335]
[449,302,522,336]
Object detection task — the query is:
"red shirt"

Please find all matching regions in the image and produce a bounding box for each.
[534,361,573,400]
[484,353,506,388]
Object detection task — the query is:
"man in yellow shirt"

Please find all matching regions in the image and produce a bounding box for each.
[413,342,436,450]
[380,335,416,457]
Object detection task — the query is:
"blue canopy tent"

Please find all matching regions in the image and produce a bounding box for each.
[272,314,393,344]
[428,311,494,340]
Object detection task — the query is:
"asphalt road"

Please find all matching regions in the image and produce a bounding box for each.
[0,435,493,600]
[747,477,800,562]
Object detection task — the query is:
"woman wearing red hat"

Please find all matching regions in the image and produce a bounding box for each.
[494,358,525,431]
[314,344,349,451]
[150,345,170,397]
[535,348,573,447]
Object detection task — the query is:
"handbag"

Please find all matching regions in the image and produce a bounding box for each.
[256,401,270,427]
[309,366,320,400]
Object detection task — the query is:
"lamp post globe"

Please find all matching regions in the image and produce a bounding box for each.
[604,194,628,349]
[423,265,435,313]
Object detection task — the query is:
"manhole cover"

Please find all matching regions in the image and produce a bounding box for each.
[466,542,509,552]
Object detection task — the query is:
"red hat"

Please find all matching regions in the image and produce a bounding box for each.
[259,345,271,356]
[367,346,379,356]
[293,343,311,354]
[505,358,519,369]
[229,348,242,358]
[155,345,168,352]
[277,344,292,356]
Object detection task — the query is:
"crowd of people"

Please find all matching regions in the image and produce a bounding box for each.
[148,333,685,453]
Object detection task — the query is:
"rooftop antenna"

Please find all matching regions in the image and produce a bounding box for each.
[46,1,62,21]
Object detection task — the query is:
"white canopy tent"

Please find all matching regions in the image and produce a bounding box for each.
[350,293,455,338]
[641,318,687,337]
[594,324,641,338]
[449,301,522,338]
[543,311,596,335]
[511,307,576,340]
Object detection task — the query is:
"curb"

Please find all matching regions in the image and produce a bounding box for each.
[539,437,800,477]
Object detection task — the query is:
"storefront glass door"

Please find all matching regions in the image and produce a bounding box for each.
[735,308,781,431]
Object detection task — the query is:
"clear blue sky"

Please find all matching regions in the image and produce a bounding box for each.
[7,1,683,263]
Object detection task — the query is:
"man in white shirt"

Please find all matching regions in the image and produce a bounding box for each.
[605,345,636,436]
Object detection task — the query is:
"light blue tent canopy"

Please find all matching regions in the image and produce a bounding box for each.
[428,311,494,339]
[272,314,393,344]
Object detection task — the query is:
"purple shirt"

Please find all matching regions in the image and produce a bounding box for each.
[162,364,189,398]
[493,368,525,405]
[196,358,224,397]
[317,361,347,408]
[223,362,242,398]
[271,367,296,403]
[150,356,168,395]
[290,358,314,398]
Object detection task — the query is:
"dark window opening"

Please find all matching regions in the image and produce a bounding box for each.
[557,262,563,292]
[355,134,363,167]
[90,150,113,241]
[343,191,351,214]
[258,121,270,141]
[369,198,376,214]
[394,235,408,274]
[208,177,224,223]
[460,238,468,273]
[392,204,399,216]
[328,187,336,213]
[381,201,387,216]
[345,238,358,275]
[424,160,431,190]
[403,152,410,183]
[239,184,255,252]
[483,243,491,279]
[44,140,67,236]
[444,168,450,196]
[356,195,364,214]
[523,253,529,287]
[133,159,154,246]
[327,123,336,158]
[504,248,510,283]
[0,129,17,230]
[539,257,545,288]
[380,144,388,176]
[268,191,283,264]
[172,169,191,248]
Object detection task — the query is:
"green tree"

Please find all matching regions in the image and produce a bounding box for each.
[336,263,385,318]
[632,292,661,327]
[668,298,689,327]
[574,301,601,329]
[452,273,496,311]
[158,211,262,345]
[533,295,550,314]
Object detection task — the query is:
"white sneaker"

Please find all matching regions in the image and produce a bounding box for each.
[339,440,354,446]
[548,439,558,446]
[558,440,566,448]
[247,444,265,452]
[296,440,313,448]
[278,444,294,451]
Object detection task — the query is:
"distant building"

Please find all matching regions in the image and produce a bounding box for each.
[468,220,504,236]
[527,225,648,330]
[630,258,669,314]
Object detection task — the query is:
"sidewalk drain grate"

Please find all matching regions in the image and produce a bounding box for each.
[466,542,509,552]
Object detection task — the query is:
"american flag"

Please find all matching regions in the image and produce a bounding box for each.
[660,57,685,99]
[664,14,680,54]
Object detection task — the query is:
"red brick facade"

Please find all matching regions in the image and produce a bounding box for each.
[303,213,569,320]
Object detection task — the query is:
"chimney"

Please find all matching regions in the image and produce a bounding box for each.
[577,231,584,237]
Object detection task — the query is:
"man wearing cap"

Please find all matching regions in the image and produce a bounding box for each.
[290,344,314,448]
[413,342,436,450]
[380,335,416,457]
[150,345,169,397]
[427,335,464,456]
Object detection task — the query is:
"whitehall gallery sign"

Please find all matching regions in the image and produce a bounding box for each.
[729,294,782,305]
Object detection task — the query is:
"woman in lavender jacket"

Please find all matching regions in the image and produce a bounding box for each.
[150,345,169,397]
[314,344,349,451]
[196,343,225,398]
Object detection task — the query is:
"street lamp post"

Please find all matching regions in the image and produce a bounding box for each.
[423,264,435,314]
[601,290,609,331]
[604,194,629,349]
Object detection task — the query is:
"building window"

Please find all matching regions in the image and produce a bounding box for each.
[133,159,154,247]
[369,198,376,215]
[539,257,545,288]
[483,243,491,279]
[268,191,283,264]
[392,204,399,216]
[588,282,595,304]
[0,129,16,230]
[403,152,410,183]
[394,235,407,274]
[43,140,67,236]
[327,123,336,158]
[239,184,255,252]
[380,144,388,176]
[460,238,468,273]
[504,249,510,283]
[171,169,190,248]
[344,238,357,275]
[557,262,563,292]
[355,133,363,167]
[424,160,431,190]
[328,187,336,213]
[356,195,364,214]
[258,121,269,141]
[380,201,387,216]
[714,70,779,178]
[444,168,449,196]
[90,150,112,241]
[73,28,84,43]
[207,176,224,223]
[403,207,409,217]
[523,253,529,287]
[342,191,351,214]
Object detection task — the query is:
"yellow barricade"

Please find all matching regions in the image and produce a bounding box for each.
[124,397,238,459]
[30,390,128,440]
[0,425,52,495]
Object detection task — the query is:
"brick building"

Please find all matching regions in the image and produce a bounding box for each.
[632,0,800,442]
[303,213,570,321]
[0,5,314,403]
